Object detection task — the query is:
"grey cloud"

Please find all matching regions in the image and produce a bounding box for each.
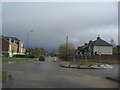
[2,2,118,51]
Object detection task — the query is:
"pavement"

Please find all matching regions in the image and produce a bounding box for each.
[2,57,119,88]
[106,76,120,83]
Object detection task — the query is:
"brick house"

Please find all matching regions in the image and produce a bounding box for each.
[0,36,25,57]
[76,36,113,55]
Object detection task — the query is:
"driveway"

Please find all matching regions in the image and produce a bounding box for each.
[2,57,119,88]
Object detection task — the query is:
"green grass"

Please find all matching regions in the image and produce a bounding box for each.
[0,71,7,83]
[1,57,34,61]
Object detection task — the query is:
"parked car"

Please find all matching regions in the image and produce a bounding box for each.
[39,56,45,61]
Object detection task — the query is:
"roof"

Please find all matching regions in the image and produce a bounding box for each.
[2,36,20,41]
[77,45,88,51]
[89,37,112,46]
[77,37,112,50]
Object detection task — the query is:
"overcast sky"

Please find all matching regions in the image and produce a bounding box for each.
[2,2,118,52]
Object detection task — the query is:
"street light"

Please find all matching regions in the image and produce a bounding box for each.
[27,30,33,50]
[26,30,33,58]
[66,36,68,61]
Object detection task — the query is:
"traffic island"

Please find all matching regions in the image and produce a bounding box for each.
[59,64,113,69]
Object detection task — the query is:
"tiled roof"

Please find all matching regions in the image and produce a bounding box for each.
[2,36,20,41]
[89,37,112,46]
[77,37,112,50]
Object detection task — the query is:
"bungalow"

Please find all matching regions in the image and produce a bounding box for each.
[76,36,113,55]
[0,36,25,57]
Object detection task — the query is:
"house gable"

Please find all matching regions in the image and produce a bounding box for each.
[90,37,112,46]
[76,36,113,55]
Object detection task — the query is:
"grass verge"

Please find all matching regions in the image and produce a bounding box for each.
[0,71,7,83]
[1,57,34,61]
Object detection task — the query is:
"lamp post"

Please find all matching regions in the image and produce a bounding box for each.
[66,36,68,61]
[26,30,33,59]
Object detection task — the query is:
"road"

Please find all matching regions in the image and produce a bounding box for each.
[2,57,119,88]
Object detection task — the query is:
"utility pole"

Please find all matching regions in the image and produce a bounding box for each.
[66,36,68,61]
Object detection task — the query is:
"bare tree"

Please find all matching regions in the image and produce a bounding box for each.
[28,47,47,57]
[111,38,116,47]
[58,43,76,61]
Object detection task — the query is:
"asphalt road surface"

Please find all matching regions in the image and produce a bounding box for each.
[2,57,119,88]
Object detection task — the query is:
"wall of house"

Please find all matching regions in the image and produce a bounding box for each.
[2,38,9,52]
[18,41,25,54]
[22,48,25,54]
[9,43,19,57]
[9,43,18,53]
[1,38,9,56]
[93,46,112,55]
[1,37,26,57]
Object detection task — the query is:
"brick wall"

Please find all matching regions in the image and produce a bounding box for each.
[99,55,118,61]
[75,54,119,61]
[2,38,9,51]
[2,38,18,53]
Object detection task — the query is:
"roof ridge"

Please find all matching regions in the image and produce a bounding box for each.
[91,38,112,46]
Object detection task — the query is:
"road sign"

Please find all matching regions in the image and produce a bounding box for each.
[84,51,88,56]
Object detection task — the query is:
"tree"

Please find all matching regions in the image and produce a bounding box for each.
[111,38,116,47]
[28,47,48,58]
[58,43,76,60]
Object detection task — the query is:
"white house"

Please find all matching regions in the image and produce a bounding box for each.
[76,36,113,55]
[89,36,113,55]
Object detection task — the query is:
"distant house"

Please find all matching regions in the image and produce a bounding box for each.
[76,36,113,55]
[0,36,25,57]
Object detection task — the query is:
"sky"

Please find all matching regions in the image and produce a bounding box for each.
[2,2,118,52]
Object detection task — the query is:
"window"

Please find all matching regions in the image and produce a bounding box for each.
[11,40,14,43]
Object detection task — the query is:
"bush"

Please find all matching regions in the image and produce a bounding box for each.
[13,54,40,58]
[13,55,26,58]
[13,55,34,58]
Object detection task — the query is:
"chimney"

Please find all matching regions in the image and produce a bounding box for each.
[97,35,100,40]
[84,43,87,45]
[89,40,92,44]
[9,38,12,43]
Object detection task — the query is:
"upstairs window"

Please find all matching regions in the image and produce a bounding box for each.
[11,40,14,43]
